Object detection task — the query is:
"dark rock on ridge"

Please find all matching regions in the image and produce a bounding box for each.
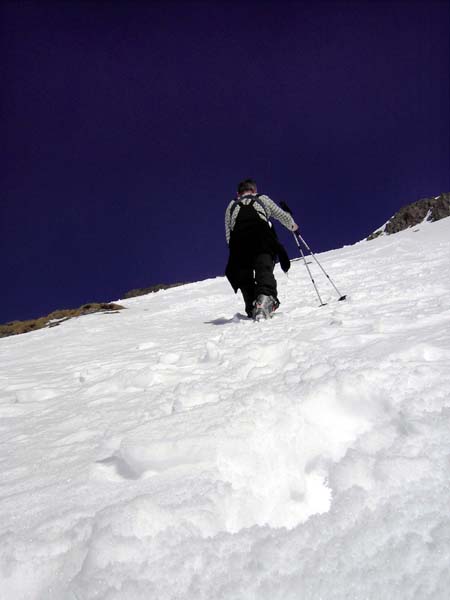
[367,192,450,240]
[0,303,124,339]
[1,283,188,339]
[123,282,186,299]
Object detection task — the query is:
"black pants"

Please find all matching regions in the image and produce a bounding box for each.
[237,253,277,316]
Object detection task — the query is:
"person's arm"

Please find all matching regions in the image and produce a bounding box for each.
[225,202,232,245]
[259,195,298,231]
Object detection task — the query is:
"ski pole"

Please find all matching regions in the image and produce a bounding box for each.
[291,231,327,306]
[280,201,346,302]
[295,231,346,301]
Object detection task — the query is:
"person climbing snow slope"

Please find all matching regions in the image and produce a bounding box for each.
[225,178,298,320]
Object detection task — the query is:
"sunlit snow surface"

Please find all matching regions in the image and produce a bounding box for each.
[1,218,450,599]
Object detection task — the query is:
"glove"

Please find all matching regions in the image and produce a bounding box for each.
[278,244,291,273]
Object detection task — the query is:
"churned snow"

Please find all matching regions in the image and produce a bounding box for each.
[1,217,450,599]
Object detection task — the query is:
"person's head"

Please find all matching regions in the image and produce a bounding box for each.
[237,178,257,195]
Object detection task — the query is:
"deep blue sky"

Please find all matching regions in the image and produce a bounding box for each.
[1,0,449,323]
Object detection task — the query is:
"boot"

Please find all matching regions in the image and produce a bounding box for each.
[252,294,279,320]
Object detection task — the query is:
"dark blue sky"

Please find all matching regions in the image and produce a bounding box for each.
[1,0,449,323]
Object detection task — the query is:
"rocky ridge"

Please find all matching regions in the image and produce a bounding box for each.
[367,192,450,240]
[1,283,187,339]
[0,303,124,339]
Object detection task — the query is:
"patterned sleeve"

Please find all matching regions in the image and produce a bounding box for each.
[225,201,233,245]
[259,195,297,231]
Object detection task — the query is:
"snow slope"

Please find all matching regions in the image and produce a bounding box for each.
[1,217,450,600]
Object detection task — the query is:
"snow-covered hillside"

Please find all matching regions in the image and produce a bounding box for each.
[1,217,450,600]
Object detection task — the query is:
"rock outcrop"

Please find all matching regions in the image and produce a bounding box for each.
[0,303,124,338]
[123,282,186,299]
[2,283,188,338]
[367,192,450,240]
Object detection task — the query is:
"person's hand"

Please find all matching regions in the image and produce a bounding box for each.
[292,223,299,232]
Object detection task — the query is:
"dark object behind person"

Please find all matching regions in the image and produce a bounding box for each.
[225,179,298,319]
